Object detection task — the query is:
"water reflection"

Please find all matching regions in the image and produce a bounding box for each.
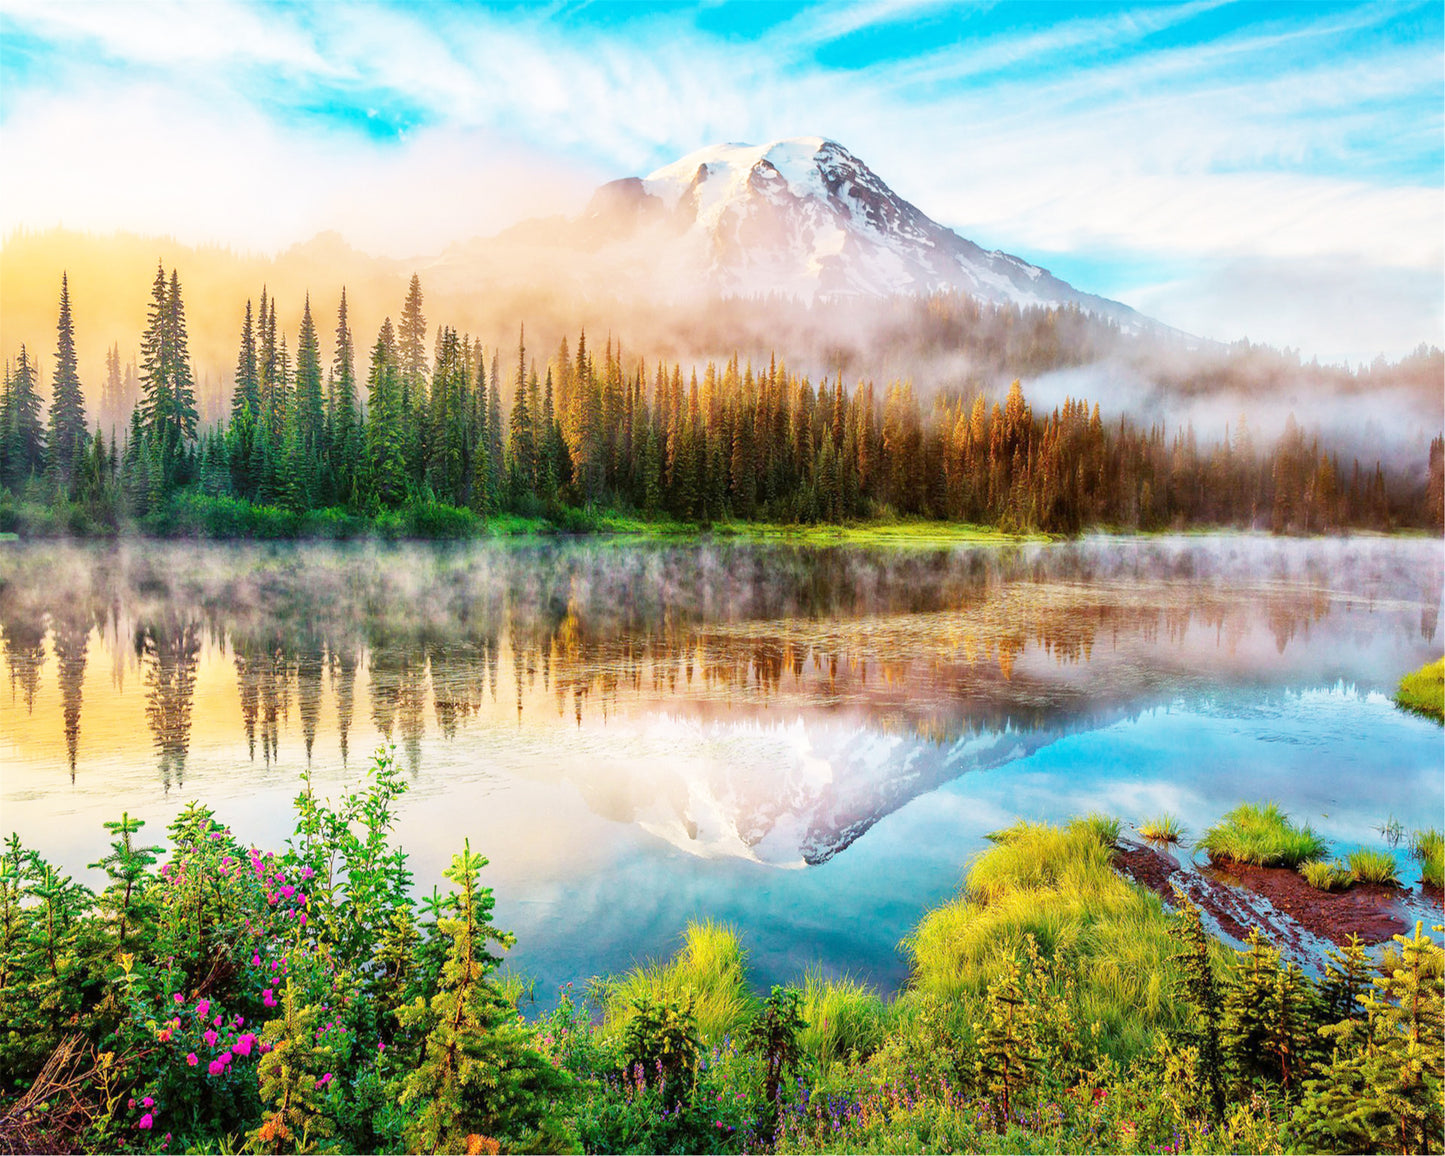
[3,536,1441,993]
[3,539,1439,802]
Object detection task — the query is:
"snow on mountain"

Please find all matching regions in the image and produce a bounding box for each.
[566,136,1145,328]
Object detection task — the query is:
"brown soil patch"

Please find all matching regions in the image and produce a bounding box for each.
[1206,859,1408,947]
[1114,842,1410,952]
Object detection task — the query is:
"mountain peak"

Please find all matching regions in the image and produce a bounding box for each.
[612,137,1143,326]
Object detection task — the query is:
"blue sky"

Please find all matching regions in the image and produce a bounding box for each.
[1,0,1440,361]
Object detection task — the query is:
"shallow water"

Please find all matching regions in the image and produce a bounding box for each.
[2,534,1441,996]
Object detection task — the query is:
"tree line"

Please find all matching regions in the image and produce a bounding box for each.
[2,266,1442,534]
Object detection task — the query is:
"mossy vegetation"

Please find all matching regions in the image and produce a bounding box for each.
[1198,801,1328,868]
[1396,657,1445,723]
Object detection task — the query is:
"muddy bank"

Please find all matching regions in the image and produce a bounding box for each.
[1114,841,1417,952]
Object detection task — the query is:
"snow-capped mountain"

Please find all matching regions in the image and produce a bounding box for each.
[562,136,1144,326]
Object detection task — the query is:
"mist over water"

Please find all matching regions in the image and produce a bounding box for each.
[2,535,1441,995]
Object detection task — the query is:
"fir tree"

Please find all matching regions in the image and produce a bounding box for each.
[46,273,88,488]
[396,842,571,1153]
[294,295,325,454]
[2,346,45,487]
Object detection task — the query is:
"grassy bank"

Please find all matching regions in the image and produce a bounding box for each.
[0,491,1039,547]
[1396,657,1445,723]
[1,768,1441,1154]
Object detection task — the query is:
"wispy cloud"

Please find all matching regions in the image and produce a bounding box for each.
[0,0,1439,359]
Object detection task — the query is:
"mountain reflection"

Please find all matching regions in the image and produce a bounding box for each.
[0,538,1439,792]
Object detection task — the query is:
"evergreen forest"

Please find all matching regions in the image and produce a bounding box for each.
[3,267,1443,539]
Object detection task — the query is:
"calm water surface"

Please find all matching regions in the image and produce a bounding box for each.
[2,535,1441,996]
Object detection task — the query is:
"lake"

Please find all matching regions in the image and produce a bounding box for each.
[2,534,1441,998]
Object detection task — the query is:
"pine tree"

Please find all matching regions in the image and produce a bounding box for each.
[330,289,359,504]
[2,346,45,487]
[397,842,571,1153]
[1170,892,1225,1119]
[294,295,325,455]
[46,273,88,489]
[1295,922,1444,1154]
[975,951,1039,1128]
[365,320,408,511]
[249,980,337,1154]
[138,263,198,476]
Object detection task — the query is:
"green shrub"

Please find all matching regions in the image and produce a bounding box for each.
[1300,859,1353,891]
[1346,848,1399,885]
[404,497,481,539]
[1198,801,1327,868]
[1137,812,1186,844]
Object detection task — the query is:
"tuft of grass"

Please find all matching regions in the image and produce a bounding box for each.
[1346,848,1400,886]
[1072,812,1122,848]
[1137,812,1186,844]
[1410,828,1443,862]
[1395,657,1444,723]
[903,819,1189,1061]
[1423,849,1444,890]
[799,969,891,1070]
[1413,829,1444,889]
[1300,860,1354,891]
[495,967,536,1010]
[597,919,757,1043]
[1198,802,1328,868]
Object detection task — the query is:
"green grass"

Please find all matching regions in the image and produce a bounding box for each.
[1346,848,1400,886]
[1410,827,1443,861]
[1137,812,1186,844]
[1072,811,1121,847]
[1411,829,1444,889]
[1300,860,1353,891]
[1198,802,1328,868]
[1395,657,1444,723]
[903,817,1187,1059]
[1423,848,1444,890]
[596,919,757,1044]
[799,969,891,1070]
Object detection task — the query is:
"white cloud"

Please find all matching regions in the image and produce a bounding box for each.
[0,0,1439,358]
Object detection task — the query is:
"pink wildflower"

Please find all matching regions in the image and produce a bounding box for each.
[186,1053,198,1067]
[252,954,261,967]
[142,1097,154,1108]
[203,1030,218,1047]
[207,1059,224,1075]
[263,989,277,1008]
[316,1073,333,1088]
[138,1113,153,1130]
[195,999,210,1019]
[172,992,183,1004]
[233,1034,255,1057]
